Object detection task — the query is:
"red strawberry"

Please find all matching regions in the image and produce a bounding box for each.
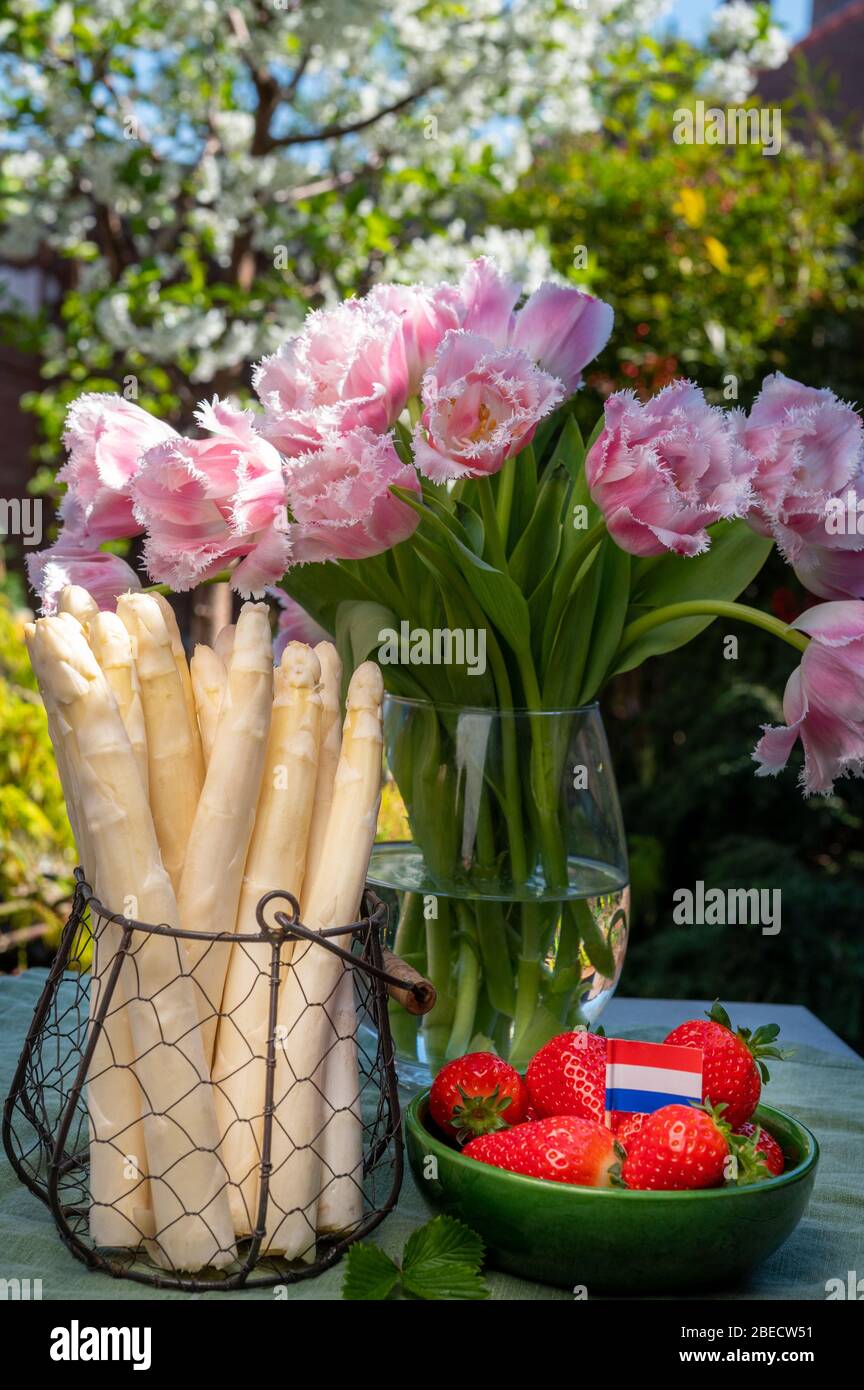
[736,1122,785,1177]
[464,1115,623,1188]
[429,1052,528,1142]
[621,1104,731,1191]
[613,1112,648,1150]
[664,1001,788,1129]
[621,1102,769,1191]
[526,1031,606,1123]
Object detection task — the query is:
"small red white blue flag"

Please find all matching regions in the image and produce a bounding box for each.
[605,1038,703,1124]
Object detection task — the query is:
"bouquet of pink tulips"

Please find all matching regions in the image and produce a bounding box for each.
[28,257,864,1063]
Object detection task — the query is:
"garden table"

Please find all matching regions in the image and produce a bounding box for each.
[1,972,861,1302]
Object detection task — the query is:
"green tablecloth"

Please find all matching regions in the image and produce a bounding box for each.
[2,970,861,1302]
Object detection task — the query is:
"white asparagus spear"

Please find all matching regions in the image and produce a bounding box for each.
[303,642,342,888]
[25,619,88,862]
[178,602,273,1067]
[190,644,226,768]
[315,971,363,1236]
[26,620,153,1247]
[306,643,361,1235]
[212,642,321,1235]
[150,592,204,784]
[213,623,236,666]
[117,593,203,894]
[31,617,235,1271]
[88,611,149,798]
[265,662,383,1256]
[58,583,99,630]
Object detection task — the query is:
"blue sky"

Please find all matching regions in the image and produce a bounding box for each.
[664,0,810,44]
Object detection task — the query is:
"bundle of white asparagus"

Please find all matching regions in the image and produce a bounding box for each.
[28,584,383,1271]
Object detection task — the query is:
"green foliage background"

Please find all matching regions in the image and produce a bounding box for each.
[607,557,864,1050]
[0,591,75,968]
[495,106,864,417]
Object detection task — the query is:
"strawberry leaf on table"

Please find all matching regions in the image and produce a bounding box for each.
[342,1244,402,1301]
[402,1262,490,1302]
[403,1214,484,1272]
[342,1216,490,1301]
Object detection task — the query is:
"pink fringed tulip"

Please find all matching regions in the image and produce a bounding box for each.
[753,601,864,795]
[252,258,611,486]
[410,259,612,480]
[26,544,141,615]
[457,258,613,393]
[286,427,420,563]
[413,332,563,482]
[253,300,409,456]
[367,282,462,393]
[27,395,171,612]
[57,394,177,542]
[585,381,755,556]
[744,373,862,518]
[741,374,864,601]
[268,589,330,661]
[132,398,290,598]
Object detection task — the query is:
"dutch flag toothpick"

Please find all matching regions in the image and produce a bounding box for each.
[605,1038,703,1127]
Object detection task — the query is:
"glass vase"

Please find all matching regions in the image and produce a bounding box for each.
[368,697,629,1088]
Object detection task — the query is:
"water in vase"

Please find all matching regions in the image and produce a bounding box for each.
[368,842,630,1089]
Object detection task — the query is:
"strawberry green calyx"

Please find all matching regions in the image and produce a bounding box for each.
[608,1141,627,1189]
[697,1099,775,1187]
[450,1084,515,1143]
[430,1052,528,1142]
[706,1000,793,1084]
[725,1126,776,1186]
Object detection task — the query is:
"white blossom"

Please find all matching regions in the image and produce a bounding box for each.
[750,29,791,71]
[709,2,761,53]
[701,54,758,105]
[383,222,558,291]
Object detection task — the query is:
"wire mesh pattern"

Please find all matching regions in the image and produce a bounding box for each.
[2,870,403,1291]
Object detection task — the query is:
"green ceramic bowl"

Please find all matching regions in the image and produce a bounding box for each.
[405,1094,818,1293]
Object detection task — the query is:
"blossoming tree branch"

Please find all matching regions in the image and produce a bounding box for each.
[0,0,787,451]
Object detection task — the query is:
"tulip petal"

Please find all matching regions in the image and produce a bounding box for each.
[26,545,142,616]
[792,599,864,645]
[513,283,613,393]
[456,257,520,344]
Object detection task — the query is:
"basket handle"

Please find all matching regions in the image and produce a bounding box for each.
[256,889,437,1016]
[270,911,437,1015]
[379,947,437,1016]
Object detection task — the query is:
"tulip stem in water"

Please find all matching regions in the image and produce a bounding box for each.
[445,914,481,1060]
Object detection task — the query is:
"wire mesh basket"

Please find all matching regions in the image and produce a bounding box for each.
[3,868,406,1291]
